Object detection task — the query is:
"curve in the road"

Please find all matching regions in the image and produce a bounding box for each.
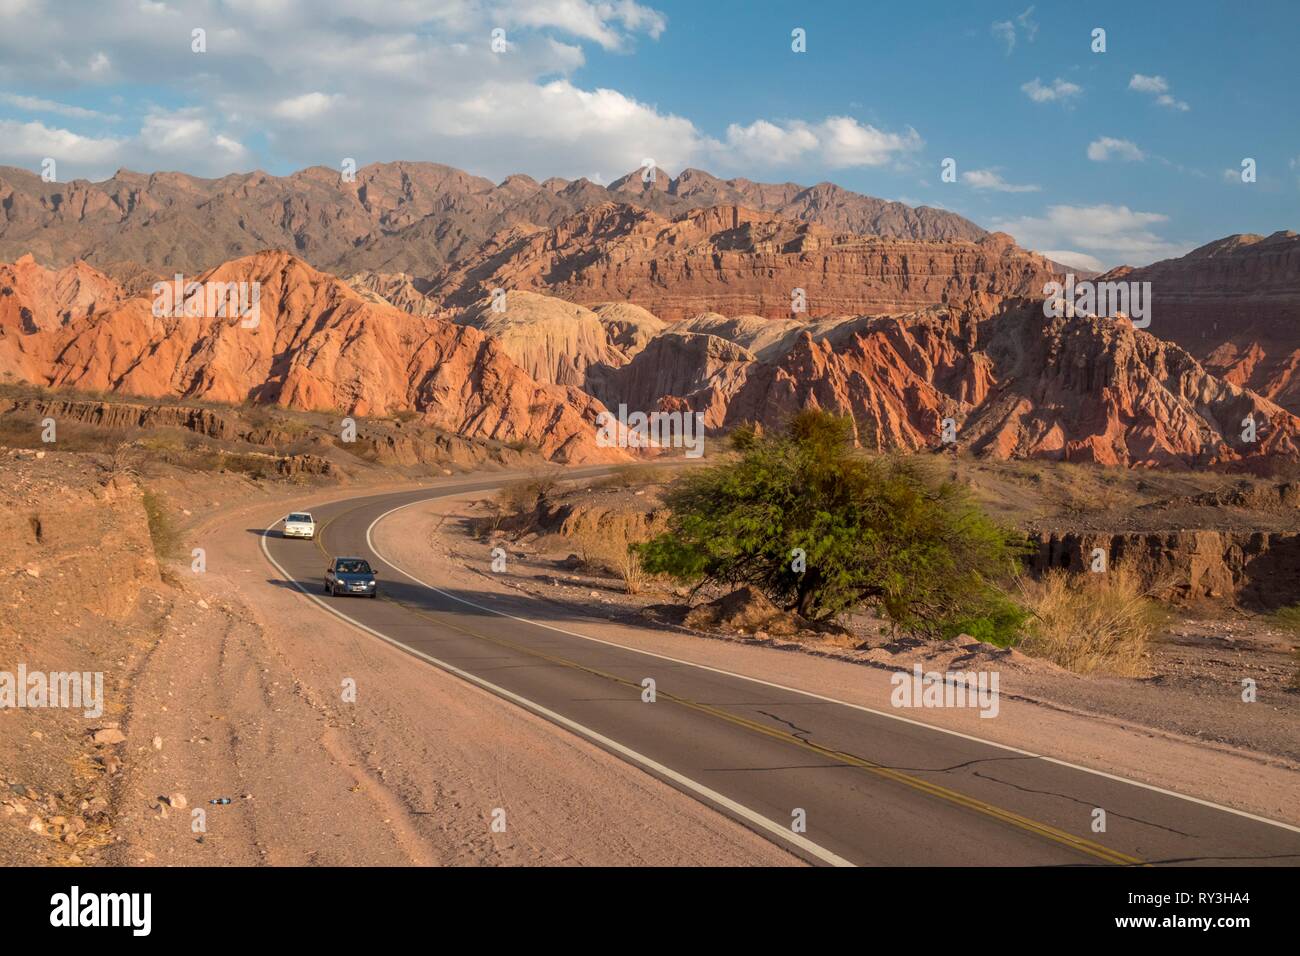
[258,477,1300,867]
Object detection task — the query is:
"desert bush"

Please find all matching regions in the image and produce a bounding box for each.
[638,409,1028,634]
[567,510,667,594]
[104,440,135,480]
[486,470,562,532]
[1016,566,1162,676]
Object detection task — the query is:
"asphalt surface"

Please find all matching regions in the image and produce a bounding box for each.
[259,474,1300,867]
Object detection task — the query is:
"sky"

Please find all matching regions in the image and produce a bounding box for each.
[0,0,1296,270]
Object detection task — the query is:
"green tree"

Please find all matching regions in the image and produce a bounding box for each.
[638,410,1028,640]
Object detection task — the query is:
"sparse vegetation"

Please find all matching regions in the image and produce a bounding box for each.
[1016,567,1163,676]
[593,463,671,489]
[1273,605,1300,689]
[638,410,1028,637]
[485,470,562,531]
[1272,604,1300,635]
[141,489,181,561]
[567,510,667,594]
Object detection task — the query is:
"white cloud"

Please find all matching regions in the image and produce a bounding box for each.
[991,6,1036,54]
[0,92,112,120]
[0,1,925,185]
[991,21,1016,54]
[1128,74,1168,95]
[1038,249,1106,272]
[1087,137,1145,162]
[717,116,921,170]
[1129,73,1189,111]
[961,168,1040,192]
[504,0,667,50]
[271,92,340,121]
[993,203,1189,268]
[1021,77,1082,104]
[139,108,248,159]
[0,118,122,164]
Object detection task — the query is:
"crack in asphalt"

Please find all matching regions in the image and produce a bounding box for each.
[756,709,815,742]
[971,770,1194,837]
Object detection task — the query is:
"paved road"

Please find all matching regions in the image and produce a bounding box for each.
[259,475,1300,866]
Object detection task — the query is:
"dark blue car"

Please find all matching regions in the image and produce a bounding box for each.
[325,557,378,598]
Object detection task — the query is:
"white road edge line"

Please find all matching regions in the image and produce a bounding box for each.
[259,515,853,868]
[363,493,1300,837]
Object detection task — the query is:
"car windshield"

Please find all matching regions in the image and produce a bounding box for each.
[336,560,372,575]
[288,513,312,522]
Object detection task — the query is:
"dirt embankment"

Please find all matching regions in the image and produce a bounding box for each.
[0,451,167,864]
[0,385,567,482]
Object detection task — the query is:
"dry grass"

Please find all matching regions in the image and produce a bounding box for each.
[1273,605,1300,689]
[1016,566,1164,677]
[479,470,563,533]
[141,489,181,561]
[565,510,666,594]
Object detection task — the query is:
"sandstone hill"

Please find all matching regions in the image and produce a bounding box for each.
[590,298,1300,469]
[425,202,1059,322]
[1101,231,1300,414]
[450,290,628,387]
[0,252,622,463]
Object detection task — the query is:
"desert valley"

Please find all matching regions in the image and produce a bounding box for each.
[0,5,1298,927]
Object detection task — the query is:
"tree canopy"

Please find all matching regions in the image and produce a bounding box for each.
[638,411,1028,641]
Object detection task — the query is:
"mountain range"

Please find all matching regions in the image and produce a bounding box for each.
[0,161,984,279]
[0,159,1296,469]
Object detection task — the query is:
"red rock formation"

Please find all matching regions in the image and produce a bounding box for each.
[0,254,127,332]
[427,203,1060,322]
[0,252,623,463]
[1102,231,1300,413]
[598,301,1300,469]
[0,255,129,383]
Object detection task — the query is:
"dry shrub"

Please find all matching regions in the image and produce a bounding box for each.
[1017,566,1163,677]
[1272,605,1300,688]
[483,470,561,533]
[565,509,666,594]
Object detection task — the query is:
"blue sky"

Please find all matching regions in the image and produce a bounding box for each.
[0,0,1296,269]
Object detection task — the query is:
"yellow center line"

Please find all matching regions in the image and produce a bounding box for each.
[296,496,1146,867]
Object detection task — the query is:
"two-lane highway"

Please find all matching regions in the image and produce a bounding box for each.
[259,476,1300,866]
